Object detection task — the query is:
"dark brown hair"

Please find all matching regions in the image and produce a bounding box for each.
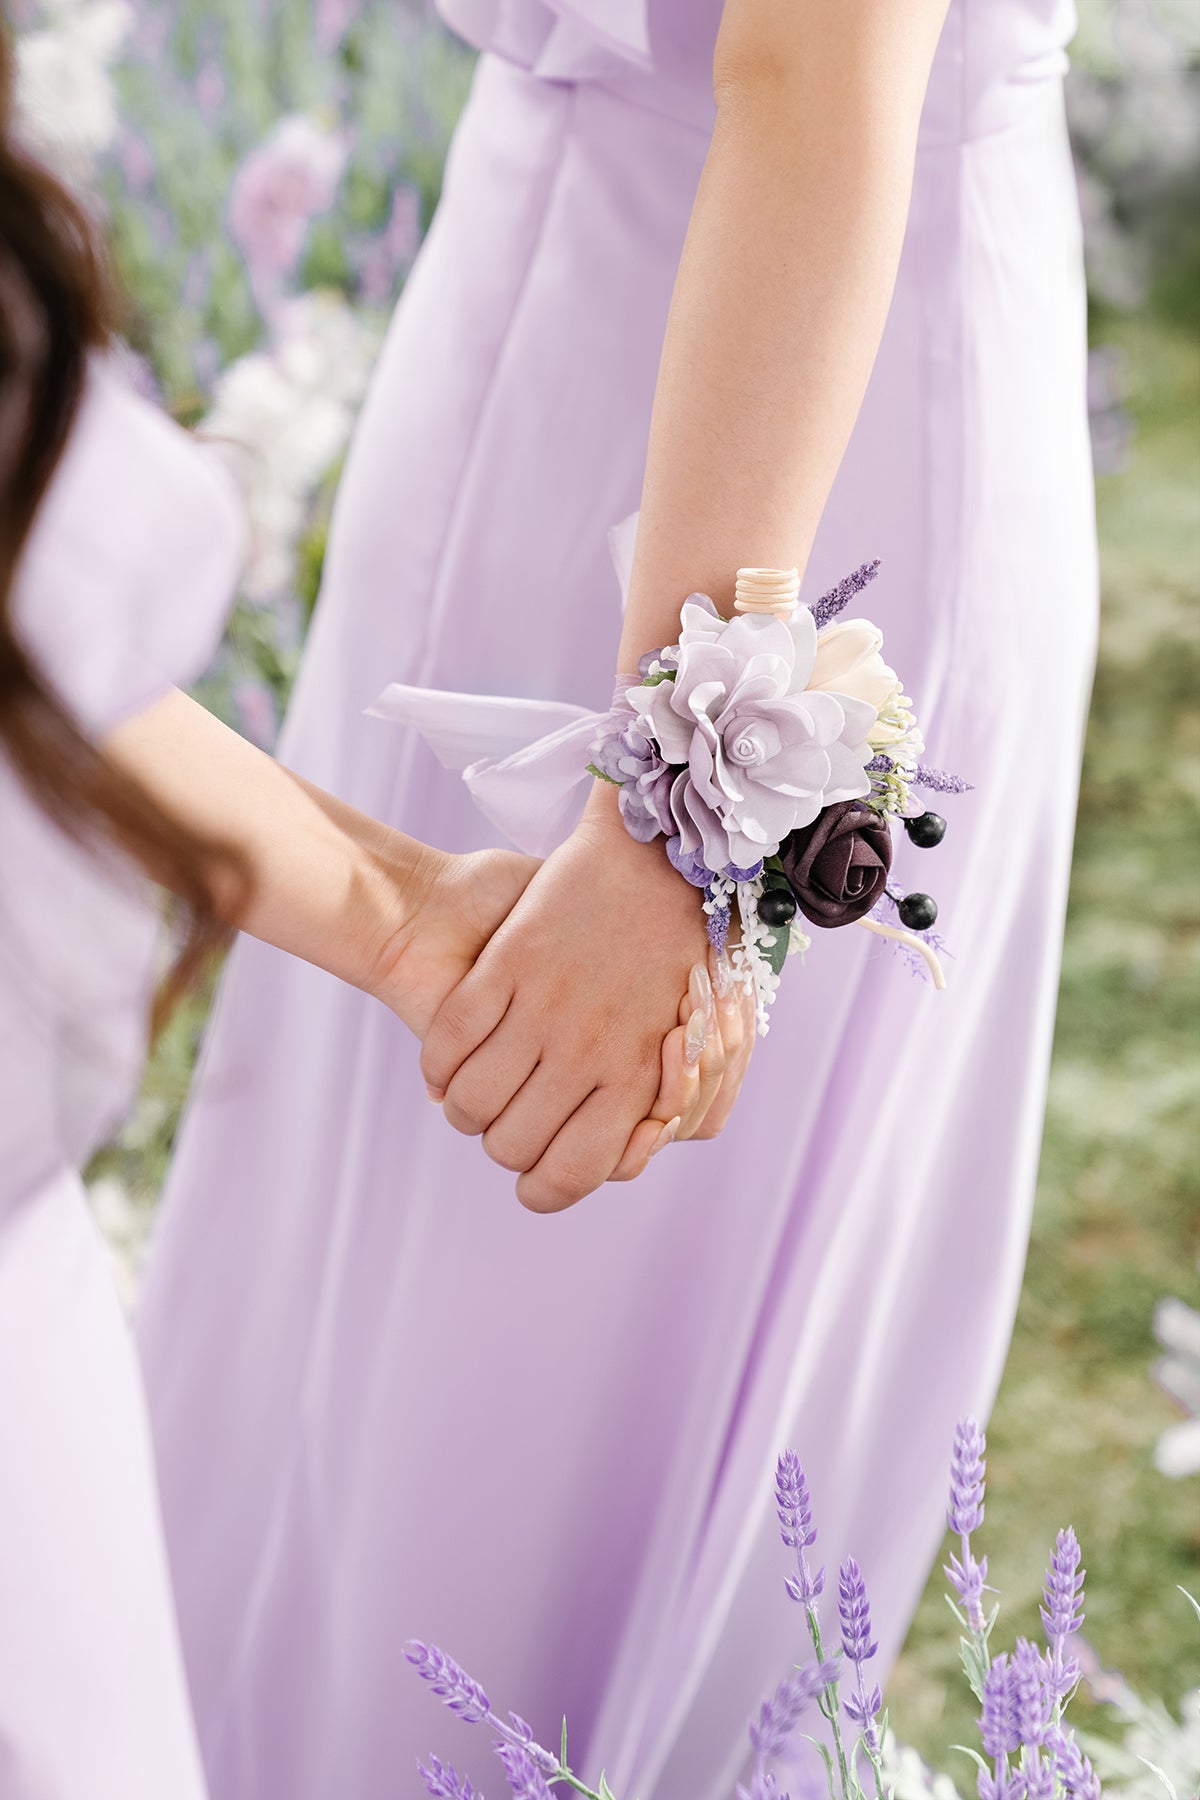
[0,26,232,1026]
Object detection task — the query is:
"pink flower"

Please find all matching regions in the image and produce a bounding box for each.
[227,115,347,282]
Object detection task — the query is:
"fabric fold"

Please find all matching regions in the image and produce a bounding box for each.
[368,683,602,856]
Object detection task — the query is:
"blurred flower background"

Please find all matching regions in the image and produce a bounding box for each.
[12,0,1198,1778]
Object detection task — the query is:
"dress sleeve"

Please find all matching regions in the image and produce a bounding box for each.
[11,357,245,740]
[437,0,652,76]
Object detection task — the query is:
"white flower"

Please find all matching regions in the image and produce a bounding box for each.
[200,292,381,603]
[14,0,132,187]
[809,618,900,713]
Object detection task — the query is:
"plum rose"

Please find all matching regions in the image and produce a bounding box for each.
[779,800,893,928]
[629,606,877,875]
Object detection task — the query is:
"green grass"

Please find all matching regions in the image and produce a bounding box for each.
[889,311,1200,1765]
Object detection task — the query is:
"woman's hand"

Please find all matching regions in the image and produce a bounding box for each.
[418,787,724,1212]
[375,831,754,1199]
[364,845,540,1039]
[610,944,757,1180]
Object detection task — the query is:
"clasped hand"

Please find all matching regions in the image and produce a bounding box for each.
[378,793,754,1212]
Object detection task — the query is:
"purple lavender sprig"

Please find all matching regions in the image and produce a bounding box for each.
[406,1643,578,1799]
[419,1756,484,1800]
[943,1418,992,1640]
[1040,1529,1084,1709]
[1009,1639,1053,1750]
[979,1653,1020,1761]
[772,1453,851,1800]
[749,1663,840,1761]
[705,889,731,953]
[776,1450,824,1606]
[494,1743,555,1800]
[809,559,882,631]
[837,1559,879,1670]
[1045,1726,1102,1800]
[837,1557,885,1793]
[866,754,974,796]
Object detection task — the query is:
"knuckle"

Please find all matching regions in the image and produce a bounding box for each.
[441,1078,494,1138]
[517,1164,591,1214]
[481,1123,533,1174]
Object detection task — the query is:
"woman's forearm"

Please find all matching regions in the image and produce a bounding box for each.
[103,688,439,991]
[616,0,949,668]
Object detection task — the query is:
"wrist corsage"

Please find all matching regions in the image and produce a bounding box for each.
[585,563,968,1033]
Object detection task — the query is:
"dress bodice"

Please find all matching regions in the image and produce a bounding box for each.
[0,364,242,1209]
[437,0,1079,137]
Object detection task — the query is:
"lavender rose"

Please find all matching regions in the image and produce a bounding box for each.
[779,800,893,928]
[588,688,675,841]
[629,606,877,874]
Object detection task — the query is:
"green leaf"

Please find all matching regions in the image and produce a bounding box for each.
[958,1637,988,1703]
[763,924,792,977]
[950,1746,991,1777]
[1135,1755,1179,1799]
[640,669,676,686]
[586,763,621,785]
[797,1732,839,1800]
[1178,1585,1200,1624]
[943,1593,968,1629]
[598,1775,620,1800]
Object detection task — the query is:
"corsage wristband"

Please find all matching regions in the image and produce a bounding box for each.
[586,562,970,1034]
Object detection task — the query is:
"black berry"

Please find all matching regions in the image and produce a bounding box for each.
[898,892,938,931]
[904,811,947,848]
[758,887,798,928]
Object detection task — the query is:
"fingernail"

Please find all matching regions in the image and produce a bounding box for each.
[650,1115,682,1156]
[685,1007,707,1066]
[712,950,735,1005]
[689,964,713,1018]
[425,1084,445,1104]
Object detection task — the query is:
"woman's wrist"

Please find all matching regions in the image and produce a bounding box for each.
[332,825,448,1001]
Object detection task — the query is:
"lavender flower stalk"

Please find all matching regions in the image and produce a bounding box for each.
[866,754,974,795]
[419,1755,485,1800]
[838,1557,886,1798]
[494,1743,555,1800]
[749,1663,839,1761]
[1039,1529,1084,1709]
[406,1642,594,1799]
[772,1453,850,1800]
[944,1418,991,1639]
[808,559,882,631]
[776,1450,824,1606]
[1045,1726,1102,1800]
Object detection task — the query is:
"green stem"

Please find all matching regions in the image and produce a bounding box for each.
[555,1775,603,1800]
[806,1605,852,1800]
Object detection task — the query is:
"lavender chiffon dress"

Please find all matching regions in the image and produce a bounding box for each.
[139,4,1098,1796]
[0,364,242,1798]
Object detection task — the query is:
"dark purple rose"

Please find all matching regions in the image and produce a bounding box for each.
[779,801,892,929]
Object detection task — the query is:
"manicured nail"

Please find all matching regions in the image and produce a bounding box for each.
[650,1115,682,1156]
[689,964,713,1019]
[712,950,736,1005]
[685,1007,707,1066]
[425,1084,445,1104]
